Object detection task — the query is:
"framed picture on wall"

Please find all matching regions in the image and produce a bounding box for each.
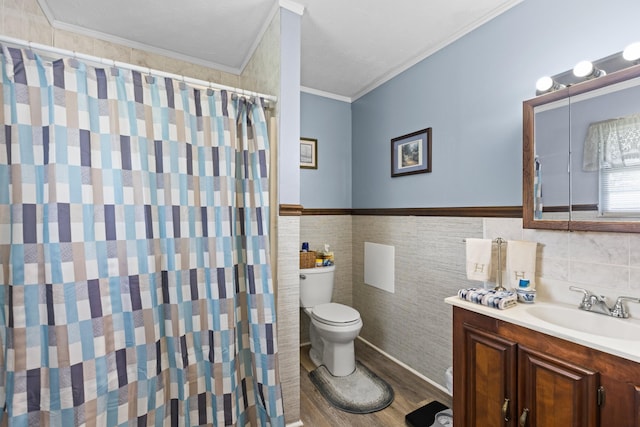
[391,127,432,177]
[300,137,318,169]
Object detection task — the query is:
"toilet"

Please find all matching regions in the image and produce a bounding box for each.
[300,265,363,376]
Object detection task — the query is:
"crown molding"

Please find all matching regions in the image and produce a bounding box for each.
[352,0,523,101]
[300,86,352,103]
[279,0,305,16]
[239,0,283,73]
[36,0,55,26]
[49,20,240,75]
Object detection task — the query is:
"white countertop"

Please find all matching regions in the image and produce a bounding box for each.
[445,296,640,363]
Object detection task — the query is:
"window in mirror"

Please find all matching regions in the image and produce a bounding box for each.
[600,165,640,216]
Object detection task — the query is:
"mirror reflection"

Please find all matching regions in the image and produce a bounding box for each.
[570,79,640,220]
[533,99,570,221]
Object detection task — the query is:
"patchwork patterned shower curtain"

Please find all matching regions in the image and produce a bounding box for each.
[0,47,284,426]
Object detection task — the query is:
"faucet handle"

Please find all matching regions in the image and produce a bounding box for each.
[612,296,640,318]
[569,285,591,296]
[569,286,592,300]
[569,286,593,308]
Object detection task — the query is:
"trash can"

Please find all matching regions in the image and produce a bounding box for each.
[445,366,453,394]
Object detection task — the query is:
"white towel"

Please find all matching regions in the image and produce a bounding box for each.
[465,238,493,281]
[506,240,537,289]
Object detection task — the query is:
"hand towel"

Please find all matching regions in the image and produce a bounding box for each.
[465,238,493,281]
[506,240,537,289]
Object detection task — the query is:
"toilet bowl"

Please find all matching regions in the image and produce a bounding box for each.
[300,266,363,376]
[305,303,363,376]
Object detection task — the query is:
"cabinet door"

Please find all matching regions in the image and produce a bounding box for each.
[634,385,640,426]
[518,346,599,427]
[460,324,518,427]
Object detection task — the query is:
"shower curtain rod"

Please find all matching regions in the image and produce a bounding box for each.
[0,34,277,103]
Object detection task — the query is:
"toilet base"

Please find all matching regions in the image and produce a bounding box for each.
[322,339,357,376]
[307,317,362,376]
[309,334,357,376]
[309,347,322,368]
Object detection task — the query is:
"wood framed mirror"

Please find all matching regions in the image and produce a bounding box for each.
[523,63,640,233]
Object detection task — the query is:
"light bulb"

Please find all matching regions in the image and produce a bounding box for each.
[623,42,640,61]
[573,60,606,79]
[536,76,553,92]
[573,60,594,78]
[535,76,565,94]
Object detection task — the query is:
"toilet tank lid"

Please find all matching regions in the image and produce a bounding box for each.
[312,303,360,323]
[300,265,335,274]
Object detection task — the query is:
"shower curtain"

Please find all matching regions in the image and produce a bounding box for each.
[0,47,284,426]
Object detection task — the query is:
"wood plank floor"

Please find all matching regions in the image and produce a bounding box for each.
[300,339,453,426]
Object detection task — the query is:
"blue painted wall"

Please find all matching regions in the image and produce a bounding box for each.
[279,8,302,205]
[300,92,352,208]
[299,0,640,209]
[347,0,640,208]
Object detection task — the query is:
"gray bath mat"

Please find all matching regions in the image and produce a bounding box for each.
[309,361,394,414]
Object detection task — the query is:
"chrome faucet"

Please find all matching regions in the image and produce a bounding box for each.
[611,296,640,318]
[569,286,640,318]
[586,294,613,316]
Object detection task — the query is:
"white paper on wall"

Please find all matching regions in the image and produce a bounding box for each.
[364,242,395,293]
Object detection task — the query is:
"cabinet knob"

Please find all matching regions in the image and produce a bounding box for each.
[502,398,511,421]
[519,408,529,426]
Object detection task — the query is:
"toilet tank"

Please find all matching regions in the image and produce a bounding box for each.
[299,265,335,308]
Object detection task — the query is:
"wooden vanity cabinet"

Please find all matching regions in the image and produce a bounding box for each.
[453,306,640,426]
[517,345,598,426]
[459,324,517,426]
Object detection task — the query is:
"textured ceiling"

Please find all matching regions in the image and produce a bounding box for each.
[38,0,521,100]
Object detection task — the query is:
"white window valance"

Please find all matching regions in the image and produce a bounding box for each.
[583,113,640,171]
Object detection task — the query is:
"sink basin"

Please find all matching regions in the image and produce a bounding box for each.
[525,305,640,340]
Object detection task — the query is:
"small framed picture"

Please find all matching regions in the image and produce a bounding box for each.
[391,128,432,177]
[300,137,318,169]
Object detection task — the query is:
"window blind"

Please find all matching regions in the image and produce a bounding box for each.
[600,164,640,216]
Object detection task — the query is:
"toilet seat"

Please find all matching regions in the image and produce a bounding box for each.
[311,303,361,327]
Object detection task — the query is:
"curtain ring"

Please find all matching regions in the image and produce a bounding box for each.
[145,67,154,84]
[69,50,80,68]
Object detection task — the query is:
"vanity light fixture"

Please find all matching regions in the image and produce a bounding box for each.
[535,43,640,96]
[623,41,640,62]
[535,76,565,95]
[573,60,606,79]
